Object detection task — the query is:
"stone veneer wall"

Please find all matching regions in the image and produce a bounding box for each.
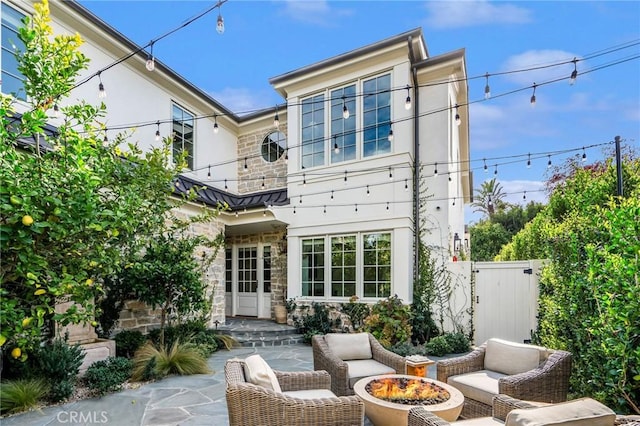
[226,229,288,318]
[237,126,288,194]
[114,203,226,335]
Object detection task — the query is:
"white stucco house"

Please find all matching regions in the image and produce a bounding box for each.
[2,0,470,329]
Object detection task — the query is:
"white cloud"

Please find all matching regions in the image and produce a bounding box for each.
[279,0,352,26]
[501,50,581,86]
[208,87,276,115]
[424,1,532,29]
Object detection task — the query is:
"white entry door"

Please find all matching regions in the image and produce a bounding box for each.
[236,246,258,316]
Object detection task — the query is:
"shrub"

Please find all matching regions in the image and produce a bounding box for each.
[340,297,370,331]
[293,302,339,343]
[148,321,235,356]
[362,295,412,348]
[389,341,421,357]
[114,330,146,358]
[0,378,49,414]
[84,357,133,395]
[131,340,211,381]
[445,333,471,354]
[424,335,452,357]
[33,337,85,402]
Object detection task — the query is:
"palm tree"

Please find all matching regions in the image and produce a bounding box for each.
[472,178,507,218]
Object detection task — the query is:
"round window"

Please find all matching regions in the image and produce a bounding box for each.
[261,131,286,162]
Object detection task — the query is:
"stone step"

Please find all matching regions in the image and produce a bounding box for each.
[216,317,305,348]
[228,333,306,348]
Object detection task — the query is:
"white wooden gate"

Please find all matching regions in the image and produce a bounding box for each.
[472,260,544,345]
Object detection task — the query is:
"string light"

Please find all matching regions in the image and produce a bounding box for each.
[527,153,531,168]
[494,164,498,175]
[448,173,452,182]
[155,121,161,141]
[261,176,265,189]
[366,185,370,196]
[263,208,266,217]
[53,103,60,118]
[284,149,288,164]
[547,155,552,168]
[103,130,108,146]
[452,197,456,206]
[145,42,155,72]
[213,114,219,134]
[235,210,238,217]
[299,195,302,204]
[434,162,438,177]
[454,104,461,126]
[323,205,326,214]
[207,165,211,178]
[97,72,106,99]
[333,136,339,154]
[330,190,334,200]
[244,157,248,169]
[484,72,491,99]
[570,58,578,85]
[293,206,296,214]
[355,204,358,212]
[344,170,348,185]
[483,159,488,173]
[216,6,225,34]
[224,179,228,190]
[342,96,349,119]
[404,179,408,191]
[303,173,306,187]
[404,85,411,110]
[530,83,537,106]
[523,191,527,200]
[273,106,279,128]
[388,124,394,142]
[389,167,393,180]
[582,147,587,162]
[386,202,389,211]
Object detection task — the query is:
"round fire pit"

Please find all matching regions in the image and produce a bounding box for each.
[353,374,464,426]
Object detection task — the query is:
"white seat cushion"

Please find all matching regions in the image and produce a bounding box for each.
[283,389,337,399]
[448,370,506,406]
[325,333,372,360]
[505,397,615,426]
[242,354,282,393]
[453,418,504,425]
[346,359,396,389]
[485,339,544,376]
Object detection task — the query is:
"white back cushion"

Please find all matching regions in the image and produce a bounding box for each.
[243,354,282,393]
[325,333,372,360]
[484,338,542,376]
[505,398,615,426]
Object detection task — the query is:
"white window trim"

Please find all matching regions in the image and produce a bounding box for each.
[299,71,393,171]
[171,101,196,170]
[299,231,393,301]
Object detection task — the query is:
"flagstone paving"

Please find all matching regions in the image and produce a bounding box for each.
[2,337,440,425]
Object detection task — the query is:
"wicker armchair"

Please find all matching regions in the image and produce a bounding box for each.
[312,333,407,396]
[224,358,364,426]
[408,394,640,426]
[437,339,572,419]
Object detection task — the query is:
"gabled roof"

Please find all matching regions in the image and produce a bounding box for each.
[174,175,289,212]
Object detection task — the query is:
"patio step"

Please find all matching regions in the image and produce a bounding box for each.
[216,317,306,348]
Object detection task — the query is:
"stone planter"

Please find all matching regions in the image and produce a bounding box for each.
[274,305,287,324]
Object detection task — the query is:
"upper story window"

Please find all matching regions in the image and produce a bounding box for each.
[261,131,286,162]
[300,73,391,169]
[172,103,194,169]
[1,3,26,100]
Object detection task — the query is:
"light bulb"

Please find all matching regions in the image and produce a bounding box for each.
[273,113,279,128]
[434,163,438,177]
[284,150,289,164]
[342,104,349,120]
[405,95,411,110]
[53,103,60,118]
[214,122,219,134]
[388,128,394,142]
[155,129,161,141]
[530,83,537,107]
[146,55,155,72]
[216,13,224,34]
[455,113,461,126]
[484,73,491,99]
[334,143,339,154]
[98,82,106,99]
[570,58,578,86]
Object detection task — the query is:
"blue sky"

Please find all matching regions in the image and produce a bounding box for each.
[79,0,640,223]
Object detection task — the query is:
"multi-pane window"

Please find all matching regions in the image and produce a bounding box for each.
[302,232,391,299]
[261,131,286,162]
[331,236,356,297]
[301,94,325,169]
[302,238,325,297]
[238,247,258,293]
[363,233,391,298]
[225,248,232,293]
[330,85,356,163]
[1,3,26,100]
[263,246,271,293]
[362,74,391,157]
[172,104,194,169]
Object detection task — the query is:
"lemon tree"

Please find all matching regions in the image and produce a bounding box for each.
[0,1,219,358]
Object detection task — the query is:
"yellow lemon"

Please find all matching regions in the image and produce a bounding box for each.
[0,335,6,347]
[11,347,21,359]
[34,289,46,296]
[86,279,94,286]
[10,195,22,205]
[22,215,34,226]
[22,317,33,327]
[91,321,98,327]
[89,261,98,267]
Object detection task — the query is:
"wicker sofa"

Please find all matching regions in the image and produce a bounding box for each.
[437,338,572,419]
[224,357,364,426]
[312,332,407,396]
[408,394,640,426]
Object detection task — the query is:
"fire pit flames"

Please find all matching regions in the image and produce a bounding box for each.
[365,377,450,405]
